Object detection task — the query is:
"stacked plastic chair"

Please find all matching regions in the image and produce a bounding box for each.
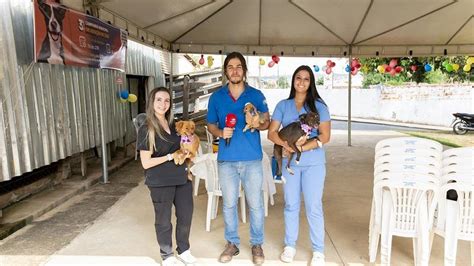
[432,147,474,266]
[369,137,442,265]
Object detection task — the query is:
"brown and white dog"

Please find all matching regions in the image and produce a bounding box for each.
[175,120,200,180]
[243,102,265,132]
[37,0,67,65]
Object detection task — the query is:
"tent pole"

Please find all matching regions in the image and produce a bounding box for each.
[347,46,352,147]
[97,70,109,183]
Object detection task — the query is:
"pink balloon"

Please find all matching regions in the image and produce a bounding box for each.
[382,64,388,69]
[395,66,403,73]
[272,55,280,63]
[390,69,396,76]
[410,65,417,72]
[355,63,361,69]
[326,60,332,66]
[199,55,205,65]
[389,59,398,68]
[331,62,336,67]
[351,69,358,76]
[325,68,332,74]
[268,61,275,67]
[385,66,392,72]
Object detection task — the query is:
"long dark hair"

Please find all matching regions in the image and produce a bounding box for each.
[223,51,248,82]
[288,65,326,113]
[145,87,173,149]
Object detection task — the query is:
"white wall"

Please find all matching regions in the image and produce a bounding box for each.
[261,85,473,127]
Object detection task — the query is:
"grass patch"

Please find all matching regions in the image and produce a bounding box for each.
[399,130,473,148]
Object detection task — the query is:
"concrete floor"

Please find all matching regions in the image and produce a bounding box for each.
[1,128,471,265]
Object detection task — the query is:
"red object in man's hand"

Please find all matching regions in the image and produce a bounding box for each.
[225,113,237,146]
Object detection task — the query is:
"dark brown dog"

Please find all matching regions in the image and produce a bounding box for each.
[273,112,320,176]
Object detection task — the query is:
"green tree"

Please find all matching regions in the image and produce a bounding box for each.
[277,76,289,89]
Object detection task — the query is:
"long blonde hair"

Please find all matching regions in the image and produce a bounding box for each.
[145,87,173,151]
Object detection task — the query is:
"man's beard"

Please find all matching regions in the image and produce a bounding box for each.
[229,76,243,84]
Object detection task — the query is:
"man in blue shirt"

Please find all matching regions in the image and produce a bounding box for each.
[207,52,269,264]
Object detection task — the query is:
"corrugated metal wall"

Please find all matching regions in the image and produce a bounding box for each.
[0,0,167,181]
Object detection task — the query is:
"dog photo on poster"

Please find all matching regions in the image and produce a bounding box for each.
[34,0,127,71]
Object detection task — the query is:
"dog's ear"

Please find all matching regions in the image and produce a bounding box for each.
[298,113,306,120]
[189,121,196,132]
[175,121,184,132]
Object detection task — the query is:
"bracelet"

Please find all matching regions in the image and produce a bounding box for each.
[167,153,172,161]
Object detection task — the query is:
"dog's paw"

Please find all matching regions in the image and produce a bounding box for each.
[286,167,295,175]
[295,160,300,165]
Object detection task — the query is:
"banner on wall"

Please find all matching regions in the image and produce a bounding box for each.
[34,0,127,71]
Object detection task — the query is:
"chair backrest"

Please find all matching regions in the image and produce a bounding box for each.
[442,156,473,167]
[373,178,439,235]
[134,113,147,131]
[442,164,474,176]
[375,147,442,161]
[205,153,220,193]
[204,125,215,153]
[375,137,443,153]
[374,164,441,179]
[374,155,442,168]
[443,147,474,159]
[374,171,440,185]
[441,172,474,185]
[437,183,474,240]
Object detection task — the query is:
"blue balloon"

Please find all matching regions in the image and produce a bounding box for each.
[120,90,129,99]
[313,65,320,72]
[424,64,432,72]
[345,65,351,73]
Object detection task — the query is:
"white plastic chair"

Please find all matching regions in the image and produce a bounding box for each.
[369,173,439,263]
[431,182,474,266]
[442,156,474,168]
[374,164,441,181]
[442,164,474,176]
[203,153,246,232]
[204,125,215,153]
[192,145,205,196]
[442,147,474,159]
[375,137,443,153]
[371,178,438,266]
[374,155,442,169]
[375,147,442,161]
[133,113,147,160]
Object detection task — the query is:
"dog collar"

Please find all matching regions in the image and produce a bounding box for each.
[301,124,312,134]
[181,135,193,143]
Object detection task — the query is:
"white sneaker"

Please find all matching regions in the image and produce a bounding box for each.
[162,256,182,266]
[310,251,325,266]
[280,246,296,263]
[177,250,197,264]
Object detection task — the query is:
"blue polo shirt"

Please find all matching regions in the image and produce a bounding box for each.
[207,84,269,161]
[272,99,331,166]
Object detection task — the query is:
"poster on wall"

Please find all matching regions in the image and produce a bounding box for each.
[34,0,127,71]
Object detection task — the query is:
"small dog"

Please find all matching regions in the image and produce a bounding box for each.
[37,0,67,65]
[175,120,200,180]
[273,112,320,176]
[243,102,265,132]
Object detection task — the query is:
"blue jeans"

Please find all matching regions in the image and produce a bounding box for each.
[218,160,264,246]
[282,163,326,253]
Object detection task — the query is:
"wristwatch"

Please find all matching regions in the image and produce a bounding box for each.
[167,153,173,161]
[316,138,323,148]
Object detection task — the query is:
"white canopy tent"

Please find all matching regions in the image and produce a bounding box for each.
[74,0,474,146]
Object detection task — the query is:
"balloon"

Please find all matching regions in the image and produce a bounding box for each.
[326,60,332,66]
[424,64,432,72]
[463,64,471,72]
[395,66,403,73]
[377,65,385,73]
[119,98,127,103]
[452,64,459,71]
[445,64,453,72]
[351,69,358,76]
[389,69,396,76]
[467,57,474,65]
[345,65,351,72]
[207,56,214,67]
[385,66,392,73]
[268,61,275,67]
[351,59,358,68]
[259,58,265,65]
[271,55,280,63]
[325,68,332,74]
[120,90,129,100]
[199,54,204,65]
[313,65,320,72]
[127,94,137,103]
[354,63,361,69]
[389,59,398,68]
[361,65,369,73]
[410,65,417,72]
[442,60,449,67]
[330,61,336,67]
